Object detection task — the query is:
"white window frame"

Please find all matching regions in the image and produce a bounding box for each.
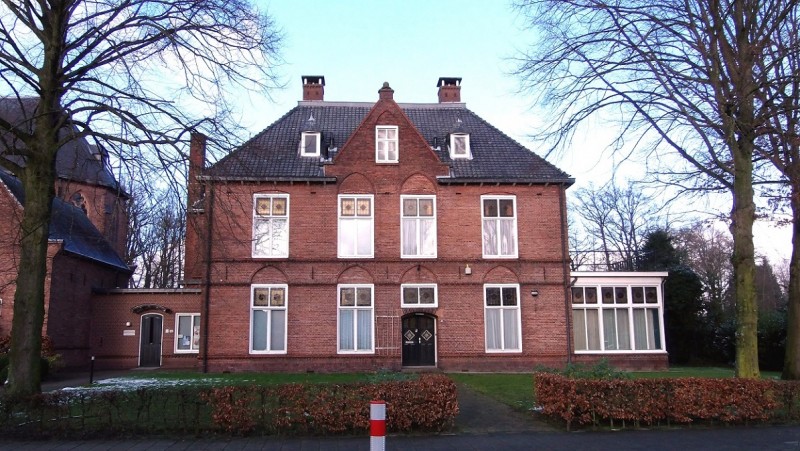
[174,313,200,353]
[338,194,374,258]
[301,132,321,157]
[400,284,438,308]
[481,195,518,259]
[483,284,522,353]
[375,125,399,163]
[571,282,666,354]
[252,194,290,258]
[449,133,471,159]
[400,195,437,258]
[250,284,288,354]
[337,284,375,354]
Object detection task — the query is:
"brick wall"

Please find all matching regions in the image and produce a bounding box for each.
[46,252,129,368]
[90,291,202,370]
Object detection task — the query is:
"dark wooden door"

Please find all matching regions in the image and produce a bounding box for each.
[402,314,435,366]
[139,314,163,367]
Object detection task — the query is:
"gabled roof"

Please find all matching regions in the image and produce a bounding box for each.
[207,101,573,184]
[0,170,131,273]
[0,97,125,193]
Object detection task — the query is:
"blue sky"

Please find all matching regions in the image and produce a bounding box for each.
[244,1,789,262]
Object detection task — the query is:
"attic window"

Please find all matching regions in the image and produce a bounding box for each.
[301,132,320,157]
[376,126,398,163]
[450,133,471,159]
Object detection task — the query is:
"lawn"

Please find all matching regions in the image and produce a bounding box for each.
[448,366,783,412]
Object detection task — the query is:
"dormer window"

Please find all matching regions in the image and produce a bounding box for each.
[301,132,320,157]
[450,133,471,159]
[376,126,398,163]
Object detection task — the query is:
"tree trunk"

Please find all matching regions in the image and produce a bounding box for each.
[783,182,800,379]
[7,161,57,397]
[731,142,759,379]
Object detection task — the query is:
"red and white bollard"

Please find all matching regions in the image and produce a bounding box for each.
[370,400,386,451]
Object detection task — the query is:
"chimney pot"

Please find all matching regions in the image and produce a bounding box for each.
[437,77,462,103]
[302,75,325,101]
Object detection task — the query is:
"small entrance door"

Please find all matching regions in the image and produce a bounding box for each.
[402,314,436,367]
[139,314,163,367]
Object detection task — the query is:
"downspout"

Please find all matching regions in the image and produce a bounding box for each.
[558,183,573,364]
[201,182,215,373]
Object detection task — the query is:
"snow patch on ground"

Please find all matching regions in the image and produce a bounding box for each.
[61,377,241,392]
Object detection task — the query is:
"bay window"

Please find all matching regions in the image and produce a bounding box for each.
[572,284,663,352]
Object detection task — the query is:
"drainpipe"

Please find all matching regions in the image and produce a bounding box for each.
[558,183,573,364]
[201,182,215,373]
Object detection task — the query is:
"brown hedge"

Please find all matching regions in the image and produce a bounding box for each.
[534,373,800,430]
[202,373,459,435]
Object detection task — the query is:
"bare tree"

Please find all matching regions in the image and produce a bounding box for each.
[125,180,185,289]
[514,0,798,377]
[571,182,660,270]
[0,0,282,396]
[675,223,734,321]
[746,6,800,379]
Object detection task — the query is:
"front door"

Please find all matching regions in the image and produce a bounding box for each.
[402,314,436,367]
[139,314,163,367]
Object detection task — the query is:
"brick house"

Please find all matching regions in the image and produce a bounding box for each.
[169,77,669,372]
[1,79,669,372]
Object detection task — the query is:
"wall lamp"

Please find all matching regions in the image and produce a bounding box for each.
[530,289,539,297]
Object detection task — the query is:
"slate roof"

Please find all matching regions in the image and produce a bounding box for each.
[0,97,124,193]
[207,102,573,184]
[0,170,131,273]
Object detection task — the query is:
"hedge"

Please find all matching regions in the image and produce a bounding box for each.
[534,372,800,430]
[0,373,458,438]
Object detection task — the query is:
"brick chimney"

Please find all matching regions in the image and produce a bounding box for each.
[185,131,207,282]
[188,132,206,209]
[302,75,325,101]
[437,77,462,103]
[378,82,394,100]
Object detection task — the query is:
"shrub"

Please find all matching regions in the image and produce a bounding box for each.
[0,373,458,438]
[534,372,797,430]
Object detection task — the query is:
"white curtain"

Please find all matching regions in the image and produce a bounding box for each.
[499,219,516,255]
[603,310,617,350]
[485,309,501,350]
[339,220,356,255]
[503,308,519,350]
[616,309,630,350]
[357,309,372,350]
[339,310,354,350]
[483,220,497,255]
[252,310,267,351]
[270,310,285,351]
[633,308,648,350]
[420,218,435,256]
[573,310,587,351]
[356,219,373,255]
[402,218,417,255]
[586,309,600,350]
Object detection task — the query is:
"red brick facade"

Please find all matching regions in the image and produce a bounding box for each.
[182,85,576,373]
